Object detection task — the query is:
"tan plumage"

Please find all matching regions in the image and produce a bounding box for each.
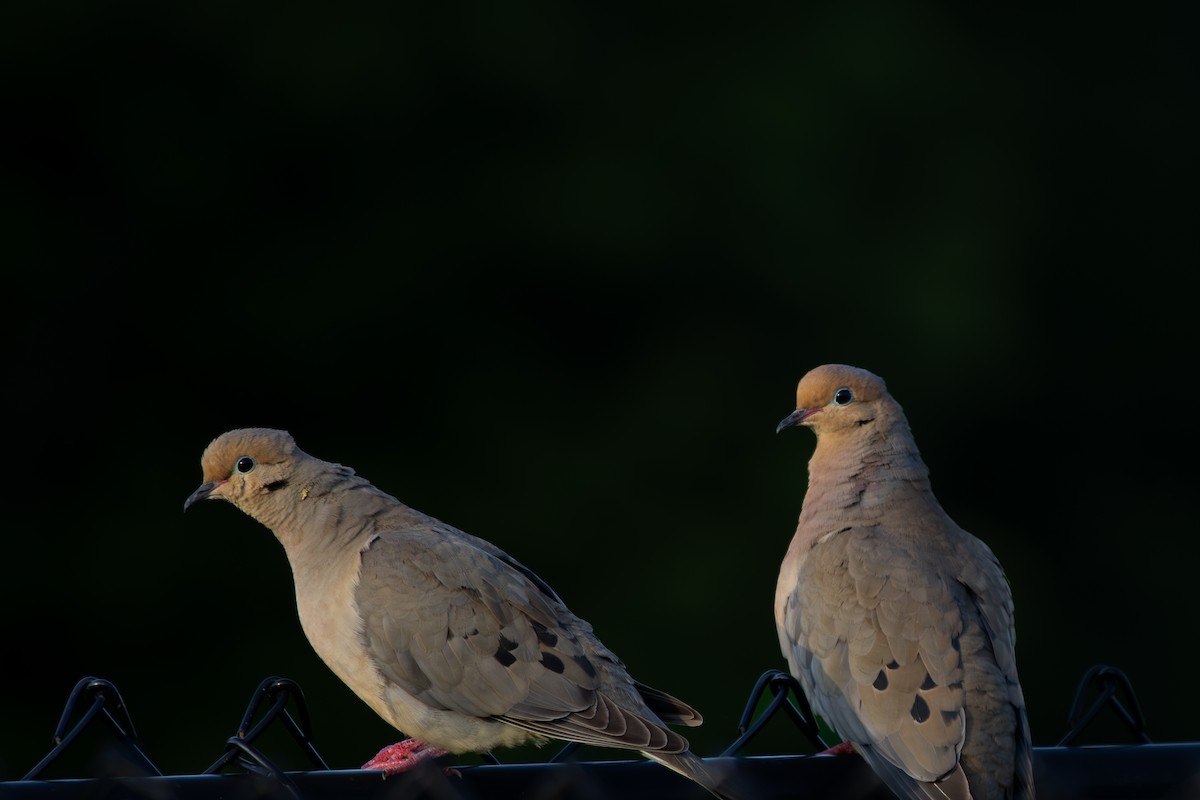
[774,365,1034,800]
[184,428,741,799]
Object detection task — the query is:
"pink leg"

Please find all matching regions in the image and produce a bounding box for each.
[816,741,857,755]
[361,739,450,775]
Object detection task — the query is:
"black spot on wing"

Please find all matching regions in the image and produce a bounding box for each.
[873,670,889,691]
[886,660,900,670]
[921,674,937,690]
[573,655,597,678]
[495,634,519,667]
[911,695,931,723]
[540,653,565,674]
[531,620,558,647]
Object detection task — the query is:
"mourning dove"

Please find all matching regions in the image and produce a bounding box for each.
[184,428,742,799]
[774,365,1034,800]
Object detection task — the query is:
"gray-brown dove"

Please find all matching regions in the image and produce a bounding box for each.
[774,365,1034,800]
[184,428,742,799]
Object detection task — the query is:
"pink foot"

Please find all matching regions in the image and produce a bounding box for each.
[817,741,857,756]
[362,739,451,776]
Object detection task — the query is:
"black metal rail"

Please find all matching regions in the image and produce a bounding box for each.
[3,665,1197,799]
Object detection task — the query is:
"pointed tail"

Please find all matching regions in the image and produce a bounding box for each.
[647,750,756,800]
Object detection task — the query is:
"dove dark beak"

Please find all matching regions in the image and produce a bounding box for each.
[776,407,820,433]
[184,481,220,511]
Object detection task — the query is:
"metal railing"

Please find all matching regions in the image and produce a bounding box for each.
[6,664,1195,800]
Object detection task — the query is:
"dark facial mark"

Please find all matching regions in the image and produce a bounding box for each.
[265,479,289,492]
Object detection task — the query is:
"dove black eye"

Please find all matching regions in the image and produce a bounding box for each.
[235,456,256,474]
[833,387,855,406]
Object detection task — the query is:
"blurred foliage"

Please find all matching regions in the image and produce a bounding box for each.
[2,0,1197,782]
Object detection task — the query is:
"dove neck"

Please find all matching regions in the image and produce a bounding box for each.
[799,422,934,529]
[260,462,403,560]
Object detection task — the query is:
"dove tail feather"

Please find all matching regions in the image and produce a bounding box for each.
[646,751,753,800]
[497,693,690,753]
[858,746,973,800]
[1013,707,1036,800]
[634,681,704,727]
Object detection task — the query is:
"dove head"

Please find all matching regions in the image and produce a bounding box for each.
[776,364,891,437]
[184,428,302,513]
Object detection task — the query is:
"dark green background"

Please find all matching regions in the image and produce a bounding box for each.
[4,0,1197,782]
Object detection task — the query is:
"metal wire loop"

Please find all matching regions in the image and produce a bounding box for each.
[203,676,330,774]
[21,676,161,781]
[721,669,828,757]
[220,737,303,799]
[1056,663,1152,746]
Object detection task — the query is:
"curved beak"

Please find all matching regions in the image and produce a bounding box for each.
[184,480,221,511]
[776,407,820,433]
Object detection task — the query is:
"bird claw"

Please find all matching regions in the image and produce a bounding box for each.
[362,739,453,776]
